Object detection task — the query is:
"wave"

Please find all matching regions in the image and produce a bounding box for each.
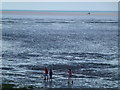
[2,17,117,25]
[2,20,17,24]
[50,52,116,60]
[2,20,117,25]
[86,21,118,23]
[2,52,40,59]
[35,21,74,24]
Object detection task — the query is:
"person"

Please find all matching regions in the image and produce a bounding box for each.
[49,69,53,81]
[68,69,73,84]
[44,67,48,80]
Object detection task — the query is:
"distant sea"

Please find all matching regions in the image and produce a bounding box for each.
[1,10,118,16]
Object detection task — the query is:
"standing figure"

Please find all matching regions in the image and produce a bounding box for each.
[49,69,53,81]
[44,67,48,80]
[68,69,73,84]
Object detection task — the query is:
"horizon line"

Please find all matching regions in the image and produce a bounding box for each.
[1,9,118,12]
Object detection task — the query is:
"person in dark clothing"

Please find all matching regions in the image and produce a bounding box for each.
[68,69,73,84]
[49,69,53,81]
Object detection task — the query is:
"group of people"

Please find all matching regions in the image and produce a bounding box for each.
[44,67,52,81]
[44,67,73,84]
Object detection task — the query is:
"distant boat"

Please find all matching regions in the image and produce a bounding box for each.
[88,12,91,15]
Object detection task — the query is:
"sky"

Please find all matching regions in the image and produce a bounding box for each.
[2,2,118,11]
[1,0,119,2]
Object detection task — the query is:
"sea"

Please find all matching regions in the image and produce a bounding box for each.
[1,11,119,88]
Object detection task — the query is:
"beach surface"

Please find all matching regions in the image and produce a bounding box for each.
[1,11,118,88]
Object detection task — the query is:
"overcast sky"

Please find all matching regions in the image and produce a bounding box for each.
[2,2,118,11]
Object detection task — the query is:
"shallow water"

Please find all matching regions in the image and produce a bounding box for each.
[2,13,118,88]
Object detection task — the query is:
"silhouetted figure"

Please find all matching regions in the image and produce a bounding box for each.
[68,69,73,84]
[49,69,53,81]
[44,67,48,80]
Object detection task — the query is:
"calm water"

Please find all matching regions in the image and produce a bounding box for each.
[2,13,118,88]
